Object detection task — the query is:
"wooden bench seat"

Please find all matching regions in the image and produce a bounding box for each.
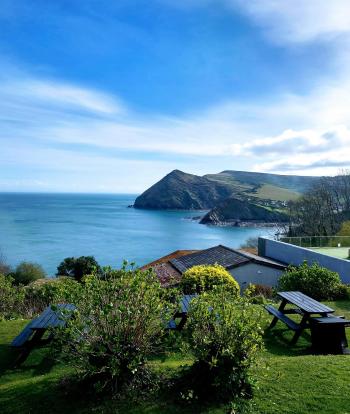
[265,304,301,331]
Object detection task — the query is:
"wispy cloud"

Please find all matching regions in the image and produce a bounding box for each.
[2,68,350,187]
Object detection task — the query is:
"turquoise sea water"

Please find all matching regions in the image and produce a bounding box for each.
[0,193,275,275]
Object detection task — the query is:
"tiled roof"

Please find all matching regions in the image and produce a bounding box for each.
[236,249,286,268]
[141,250,199,270]
[170,245,250,274]
[149,262,182,287]
[170,245,287,274]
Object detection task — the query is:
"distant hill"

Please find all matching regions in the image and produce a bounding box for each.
[133,169,322,226]
[134,169,319,210]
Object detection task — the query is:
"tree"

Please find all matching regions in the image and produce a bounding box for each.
[287,172,350,237]
[56,256,100,282]
[12,262,46,285]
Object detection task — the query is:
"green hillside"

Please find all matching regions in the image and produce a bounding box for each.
[134,169,319,210]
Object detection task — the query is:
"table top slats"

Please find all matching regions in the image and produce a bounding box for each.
[278,291,334,314]
[30,304,76,329]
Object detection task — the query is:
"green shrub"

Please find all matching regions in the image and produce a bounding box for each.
[56,256,100,281]
[0,274,24,320]
[333,284,350,300]
[12,261,46,285]
[22,277,82,317]
[55,266,175,395]
[278,261,341,301]
[180,264,240,296]
[179,287,264,403]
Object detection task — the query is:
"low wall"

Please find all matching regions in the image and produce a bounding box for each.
[258,237,350,284]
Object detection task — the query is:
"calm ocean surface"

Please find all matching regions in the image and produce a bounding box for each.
[0,193,275,275]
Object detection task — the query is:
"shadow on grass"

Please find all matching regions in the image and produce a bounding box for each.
[0,343,56,379]
[263,326,314,357]
[0,344,19,373]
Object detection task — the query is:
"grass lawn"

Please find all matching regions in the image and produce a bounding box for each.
[1,301,350,414]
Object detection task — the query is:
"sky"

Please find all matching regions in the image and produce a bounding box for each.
[1,0,350,193]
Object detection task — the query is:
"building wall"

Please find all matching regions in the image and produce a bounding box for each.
[258,237,350,284]
[229,263,284,289]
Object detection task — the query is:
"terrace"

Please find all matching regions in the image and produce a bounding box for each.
[279,236,350,260]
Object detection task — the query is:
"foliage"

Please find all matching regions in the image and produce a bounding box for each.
[0,274,24,320]
[0,251,11,275]
[180,264,240,296]
[240,237,259,251]
[56,256,101,281]
[179,287,264,403]
[244,283,275,304]
[278,261,342,301]
[22,277,82,317]
[55,266,176,394]
[11,262,46,285]
[287,172,350,237]
[337,220,350,236]
[333,284,350,300]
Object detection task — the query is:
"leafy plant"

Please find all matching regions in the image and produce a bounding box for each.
[56,256,100,282]
[180,264,240,295]
[55,265,176,395]
[0,273,24,320]
[22,277,82,317]
[278,261,342,301]
[179,287,264,403]
[11,261,46,285]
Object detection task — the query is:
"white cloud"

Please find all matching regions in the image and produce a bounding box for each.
[228,0,350,44]
[2,66,350,191]
[168,0,350,45]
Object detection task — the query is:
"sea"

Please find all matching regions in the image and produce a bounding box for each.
[0,193,275,276]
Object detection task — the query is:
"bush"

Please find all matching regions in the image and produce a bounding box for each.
[180,264,240,296]
[22,277,82,317]
[56,256,100,282]
[333,284,350,300]
[11,261,46,285]
[278,261,341,301]
[55,266,175,395]
[0,274,24,320]
[179,287,264,403]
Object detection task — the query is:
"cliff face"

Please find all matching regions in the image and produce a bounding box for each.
[134,170,235,209]
[200,196,288,226]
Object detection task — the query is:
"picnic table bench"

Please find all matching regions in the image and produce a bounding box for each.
[265,291,350,354]
[11,303,75,365]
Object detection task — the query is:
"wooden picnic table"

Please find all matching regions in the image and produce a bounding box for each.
[11,303,75,365]
[266,291,350,353]
[266,291,335,344]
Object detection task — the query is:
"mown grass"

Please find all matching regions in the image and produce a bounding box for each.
[0,301,349,414]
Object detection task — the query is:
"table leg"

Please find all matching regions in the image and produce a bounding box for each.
[269,299,287,329]
[291,313,308,345]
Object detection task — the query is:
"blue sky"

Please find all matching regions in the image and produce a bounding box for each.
[1,0,350,192]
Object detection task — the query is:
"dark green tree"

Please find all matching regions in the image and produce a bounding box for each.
[56,256,100,281]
